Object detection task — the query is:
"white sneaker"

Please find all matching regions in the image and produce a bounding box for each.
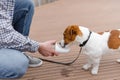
[23,53,43,67]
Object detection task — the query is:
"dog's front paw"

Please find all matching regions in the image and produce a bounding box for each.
[82,64,91,70]
[91,69,98,75]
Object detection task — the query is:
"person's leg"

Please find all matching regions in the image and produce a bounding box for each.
[0,48,29,78]
[12,0,43,68]
[12,0,34,36]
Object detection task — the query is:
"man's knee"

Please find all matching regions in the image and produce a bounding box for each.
[0,58,28,78]
[15,0,35,12]
[22,0,35,11]
[8,64,28,78]
[0,60,29,78]
[12,58,29,78]
[0,49,29,78]
[11,52,29,78]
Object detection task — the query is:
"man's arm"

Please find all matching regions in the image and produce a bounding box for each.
[0,0,59,56]
[0,2,39,52]
[0,19,40,52]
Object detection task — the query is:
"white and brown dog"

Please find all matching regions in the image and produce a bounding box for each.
[60,25,120,75]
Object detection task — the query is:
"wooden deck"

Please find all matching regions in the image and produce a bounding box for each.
[21,0,120,80]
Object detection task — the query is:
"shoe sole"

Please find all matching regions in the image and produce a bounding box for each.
[29,60,43,68]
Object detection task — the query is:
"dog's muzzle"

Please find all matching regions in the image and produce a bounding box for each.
[59,40,67,48]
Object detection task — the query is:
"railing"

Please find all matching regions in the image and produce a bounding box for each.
[34,0,58,6]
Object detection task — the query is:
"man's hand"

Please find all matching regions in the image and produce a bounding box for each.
[38,40,59,57]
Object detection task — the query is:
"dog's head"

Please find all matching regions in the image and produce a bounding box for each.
[60,25,83,48]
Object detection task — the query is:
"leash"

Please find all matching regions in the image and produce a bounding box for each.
[39,47,82,65]
[39,31,92,65]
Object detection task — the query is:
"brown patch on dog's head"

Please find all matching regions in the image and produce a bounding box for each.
[63,25,83,45]
[108,30,120,49]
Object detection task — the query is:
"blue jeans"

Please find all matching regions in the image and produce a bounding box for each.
[12,0,34,36]
[0,0,35,78]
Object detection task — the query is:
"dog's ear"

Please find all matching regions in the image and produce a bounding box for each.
[70,25,83,36]
[70,29,77,35]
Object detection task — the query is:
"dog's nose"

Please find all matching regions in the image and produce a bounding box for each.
[64,43,68,46]
[63,43,68,48]
[59,42,66,48]
[59,42,61,45]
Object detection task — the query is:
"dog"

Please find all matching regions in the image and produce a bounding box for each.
[60,25,120,75]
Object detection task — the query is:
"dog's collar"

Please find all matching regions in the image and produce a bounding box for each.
[79,31,92,47]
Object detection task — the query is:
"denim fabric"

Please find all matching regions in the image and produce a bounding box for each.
[0,0,34,78]
[0,49,29,78]
[12,0,34,36]
[0,0,39,52]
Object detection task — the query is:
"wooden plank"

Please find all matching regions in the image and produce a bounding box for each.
[21,0,120,80]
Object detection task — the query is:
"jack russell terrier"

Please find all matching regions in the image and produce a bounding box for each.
[60,25,120,75]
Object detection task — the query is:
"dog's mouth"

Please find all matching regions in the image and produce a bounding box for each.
[59,42,65,48]
[59,42,68,48]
